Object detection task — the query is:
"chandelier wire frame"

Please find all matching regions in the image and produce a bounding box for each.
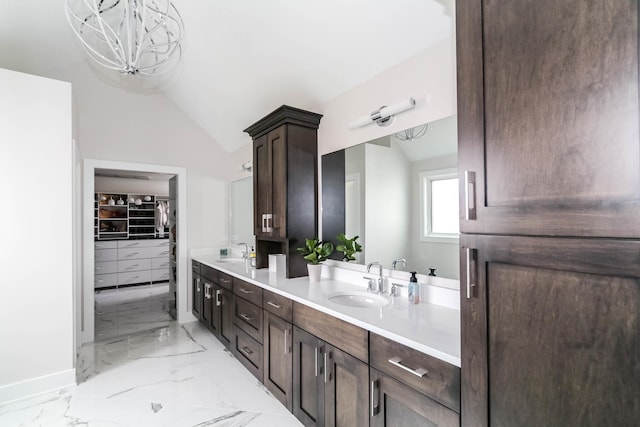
[65,0,185,76]
[392,123,430,142]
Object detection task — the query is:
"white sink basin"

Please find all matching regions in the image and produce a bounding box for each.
[328,291,389,308]
[216,258,244,263]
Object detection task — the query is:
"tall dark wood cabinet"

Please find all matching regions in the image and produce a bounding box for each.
[244,105,322,278]
[457,0,640,426]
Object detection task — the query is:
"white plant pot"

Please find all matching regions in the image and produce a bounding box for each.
[307,263,323,282]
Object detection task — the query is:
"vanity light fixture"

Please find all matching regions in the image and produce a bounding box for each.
[348,98,416,130]
[241,161,254,172]
[392,123,429,142]
[64,0,185,76]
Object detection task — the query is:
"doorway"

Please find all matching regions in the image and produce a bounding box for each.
[81,159,188,345]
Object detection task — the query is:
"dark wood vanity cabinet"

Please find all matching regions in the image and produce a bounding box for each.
[263,289,294,410]
[191,261,202,320]
[232,277,264,380]
[217,272,234,348]
[200,265,219,335]
[244,105,322,278]
[457,0,640,425]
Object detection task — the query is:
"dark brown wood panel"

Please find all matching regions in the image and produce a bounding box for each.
[370,333,460,412]
[253,134,271,238]
[293,326,325,427]
[370,368,459,427]
[263,289,293,322]
[457,0,640,238]
[233,297,263,344]
[270,126,287,239]
[233,327,263,381]
[324,344,369,427]
[263,311,293,410]
[293,302,368,363]
[218,287,234,348]
[191,265,202,320]
[460,235,640,427]
[218,271,233,290]
[233,277,263,307]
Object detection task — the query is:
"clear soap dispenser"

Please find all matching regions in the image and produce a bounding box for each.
[249,246,256,268]
[408,271,420,304]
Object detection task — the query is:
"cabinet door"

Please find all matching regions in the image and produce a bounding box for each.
[253,133,271,238]
[293,326,325,427]
[323,344,369,427]
[192,274,202,320]
[370,369,459,427]
[219,288,234,348]
[460,235,640,427]
[263,311,293,410]
[210,283,221,336]
[457,0,640,238]
[269,126,287,239]
[201,280,214,332]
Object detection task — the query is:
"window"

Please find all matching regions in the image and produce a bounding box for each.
[421,168,459,242]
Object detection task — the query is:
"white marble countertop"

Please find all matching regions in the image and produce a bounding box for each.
[194,255,461,367]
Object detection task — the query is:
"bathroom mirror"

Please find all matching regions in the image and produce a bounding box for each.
[229,176,254,246]
[322,115,459,279]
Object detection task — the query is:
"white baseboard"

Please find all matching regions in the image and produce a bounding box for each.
[0,369,76,405]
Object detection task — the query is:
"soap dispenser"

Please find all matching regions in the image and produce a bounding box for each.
[249,246,257,268]
[408,271,420,304]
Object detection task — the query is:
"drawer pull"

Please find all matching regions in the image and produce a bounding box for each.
[239,313,254,322]
[160,251,170,255]
[220,278,231,284]
[371,380,380,417]
[125,264,140,269]
[240,346,254,356]
[216,290,222,306]
[239,288,253,294]
[388,357,428,378]
[125,252,139,257]
[267,301,282,309]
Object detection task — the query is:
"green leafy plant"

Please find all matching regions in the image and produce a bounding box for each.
[336,233,363,262]
[297,238,334,265]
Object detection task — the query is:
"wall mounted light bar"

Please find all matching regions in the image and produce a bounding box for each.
[348,98,416,130]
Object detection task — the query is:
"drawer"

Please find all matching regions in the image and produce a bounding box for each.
[95,261,117,274]
[234,297,263,343]
[234,327,263,381]
[201,265,218,282]
[192,260,201,275]
[151,258,171,270]
[118,270,151,285]
[369,333,461,412]
[117,247,156,260]
[218,271,233,290]
[118,258,151,273]
[95,273,117,289]
[151,269,170,282]
[263,289,292,322]
[233,278,263,307]
[148,246,171,259]
[117,239,170,248]
[95,241,117,249]
[95,248,117,262]
[293,302,368,363]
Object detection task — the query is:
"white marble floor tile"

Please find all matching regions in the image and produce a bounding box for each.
[0,322,302,426]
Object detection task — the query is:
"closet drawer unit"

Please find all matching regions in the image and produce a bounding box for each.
[95,261,117,274]
[151,258,171,270]
[117,247,157,260]
[150,246,171,259]
[95,273,117,289]
[149,239,170,248]
[118,270,151,286]
[117,240,146,249]
[233,278,263,307]
[263,289,293,322]
[118,258,151,273]
[234,297,263,343]
[218,272,233,290]
[369,333,461,412]
[151,269,170,282]
[95,248,117,262]
[95,241,117,250]
[234,327,263,381]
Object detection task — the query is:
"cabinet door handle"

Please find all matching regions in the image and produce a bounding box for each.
[315,347,320,377]
[465,170,477,220]
[216,290,222,306]
[240,346,253,356]
[205,283,212,299]
[370,380,379,417]
[284,328,289,355]
[388,357,428,378]
[267,301,281,309]
[238,288,253,294]
[196,277,201,292]
[324,351,332,384]
[465,247,477,299]
[261,214,267,232]
[264,213,273,232]
[239,313,253,322]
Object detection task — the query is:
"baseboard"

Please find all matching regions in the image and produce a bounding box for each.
[0,369,76,405]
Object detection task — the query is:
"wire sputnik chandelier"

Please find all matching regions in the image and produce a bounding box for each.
[65,0,185,76]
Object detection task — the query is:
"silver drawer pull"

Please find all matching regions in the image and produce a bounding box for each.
[126,264,139,269]
[239,313,254,322]
[125,252,139,257]
[220,278,231,284]
[160,251,169,255]
[240,346,253,356]
[267,301,282,309]
[239,288,253,294]
[388,357,428,378]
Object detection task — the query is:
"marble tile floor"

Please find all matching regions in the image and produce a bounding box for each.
[95,283,174,340]
[0,321,303,426]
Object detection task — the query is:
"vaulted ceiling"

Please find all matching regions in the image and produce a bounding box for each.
[0,0,454,153]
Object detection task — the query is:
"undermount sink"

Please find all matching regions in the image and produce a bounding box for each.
[328,291,389,308]
[217,258,244,263]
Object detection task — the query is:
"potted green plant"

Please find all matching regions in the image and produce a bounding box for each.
[336,233,363,262]
[297,238,334,282]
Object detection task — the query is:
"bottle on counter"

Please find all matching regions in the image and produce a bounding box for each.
[408,271,420,304]
[249,246,257,268]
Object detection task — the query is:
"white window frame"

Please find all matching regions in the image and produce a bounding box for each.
[420,167,459,244]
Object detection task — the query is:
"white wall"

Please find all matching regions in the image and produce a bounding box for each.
[0,68,74,403]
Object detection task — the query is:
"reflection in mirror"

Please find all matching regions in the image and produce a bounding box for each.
[322,115,459,279]
[229,177,254,246]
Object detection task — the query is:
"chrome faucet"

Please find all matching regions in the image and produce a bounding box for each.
[366,262,385,294]
[391,258,406,270]
[238,242,249,261]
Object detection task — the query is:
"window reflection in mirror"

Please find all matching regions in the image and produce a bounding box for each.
[322,115,459,279]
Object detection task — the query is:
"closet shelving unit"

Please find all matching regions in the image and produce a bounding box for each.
[94,193,169,240]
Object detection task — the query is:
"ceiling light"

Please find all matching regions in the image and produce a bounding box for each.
[392,123,429,142]
[65,0,185,76]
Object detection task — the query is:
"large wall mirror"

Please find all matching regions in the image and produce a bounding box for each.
[229,176,254,246]
[322,114,459,279]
